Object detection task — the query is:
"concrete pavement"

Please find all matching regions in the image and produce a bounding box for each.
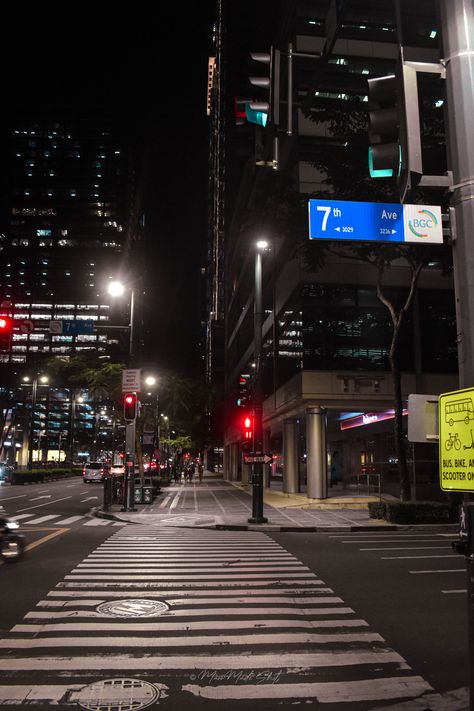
[96,471,458,532]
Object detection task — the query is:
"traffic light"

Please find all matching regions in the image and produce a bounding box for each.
[241,414,253,441]
[247,47,280,128]
[0,316,13,352]
[367,73,402,179]
[237,373,251,407]
[123,392,137,421]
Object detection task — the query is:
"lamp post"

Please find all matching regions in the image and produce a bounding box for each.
[107,280,136,367]
[23,375,49,469]
[144,375,160,461]
[249,240,269,524]
[108,279,138,511]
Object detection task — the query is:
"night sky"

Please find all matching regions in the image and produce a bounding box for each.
[1,2,279,377]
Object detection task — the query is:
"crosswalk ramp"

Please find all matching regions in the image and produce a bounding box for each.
[0,526,433,708]
[10,513,126,527]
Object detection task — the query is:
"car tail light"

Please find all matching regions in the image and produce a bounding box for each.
[82,467,86,475]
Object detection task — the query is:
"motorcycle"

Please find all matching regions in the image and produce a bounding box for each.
[0,511,24,563]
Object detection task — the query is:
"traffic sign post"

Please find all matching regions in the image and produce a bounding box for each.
[439,387,474,493]
[308,199,443,244]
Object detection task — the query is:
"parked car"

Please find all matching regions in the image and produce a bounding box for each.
[110,464,125,477]
[82,461,109,483]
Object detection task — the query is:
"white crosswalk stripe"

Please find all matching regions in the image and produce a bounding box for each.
[11,514,127,528]
[0,526,434,707]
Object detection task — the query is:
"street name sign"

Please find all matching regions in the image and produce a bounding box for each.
[49,320,94,335]
[308,199,443,244]
[122,369,141,393]
[439,387,474,492]
[244,454,272,464]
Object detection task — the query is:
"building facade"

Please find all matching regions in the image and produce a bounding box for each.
[0,113,145,464]
[221,0,457,500]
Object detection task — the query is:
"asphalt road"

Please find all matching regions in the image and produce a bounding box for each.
[271,530,469,697]
[0,480,470,710]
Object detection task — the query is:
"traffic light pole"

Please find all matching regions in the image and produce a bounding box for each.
[249,247,268,524]
[122,419,137,512]
[439,2,474,708]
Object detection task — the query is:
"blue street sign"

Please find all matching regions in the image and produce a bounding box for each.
[62,320,95,335]
[308,199,443,244]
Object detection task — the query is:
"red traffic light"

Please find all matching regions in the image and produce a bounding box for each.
[241,413,253,441]
[123,392,137,420]
[0,315,13,352]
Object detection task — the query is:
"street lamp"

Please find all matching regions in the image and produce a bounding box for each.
[107,279,136,367]
[23,375,49,469]
[249,239,269,524]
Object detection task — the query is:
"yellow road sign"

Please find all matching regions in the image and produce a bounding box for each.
[439,387,474,491]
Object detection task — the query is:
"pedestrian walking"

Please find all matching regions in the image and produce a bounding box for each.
[187,463,195,483]
[198,463,203,482]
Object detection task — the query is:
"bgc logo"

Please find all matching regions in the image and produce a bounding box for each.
[408,208,439,238]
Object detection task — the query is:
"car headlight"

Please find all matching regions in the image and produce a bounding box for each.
[6,520,19,530]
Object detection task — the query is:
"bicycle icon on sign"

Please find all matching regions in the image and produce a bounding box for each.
[445,433,461,451]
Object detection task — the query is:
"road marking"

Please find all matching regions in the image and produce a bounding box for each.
[183,676,431,702]
[24,529,69,553]
[82,519,111,526]
[10,514,36,521]
[54,516,84,525]
[29,495,52,501]
[409,568,465,574]
[169,490,182,510]
[381,554,458,560]
[4,630,384,647]
[17,495,72,513]
[0,650,409,671]
[361,546,449,551]
[46,587,333,597]
[0,494,27,502]
[442,589,466,594]
[80,497,98,502]
[24,515,61,525]
[159,494,172,508]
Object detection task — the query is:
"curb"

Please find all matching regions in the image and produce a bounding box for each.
[93,509,459,533]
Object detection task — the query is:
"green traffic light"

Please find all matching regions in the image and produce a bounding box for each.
[245,103,268,127]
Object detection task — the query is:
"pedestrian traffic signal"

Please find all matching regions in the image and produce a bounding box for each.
[0,316,13,352]
[123,392,137,421]
[247,47,280,128]
[241,414,253,442]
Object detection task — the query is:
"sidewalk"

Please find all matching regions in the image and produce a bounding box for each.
[96,471,458,532]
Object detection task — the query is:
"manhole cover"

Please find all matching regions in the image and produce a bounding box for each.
[73,678,166,711]
[96,599,169,618]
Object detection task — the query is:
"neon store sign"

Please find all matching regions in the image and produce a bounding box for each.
[340,409,408,431]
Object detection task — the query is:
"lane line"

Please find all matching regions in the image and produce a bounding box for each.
[381,554,458,560]
[16,495,72,513]
[410,568,464,574]
[24,528,69,552]
[23,515,61,525]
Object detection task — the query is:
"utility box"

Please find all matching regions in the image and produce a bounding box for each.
[142,477,153,504]
[133,477,143,504]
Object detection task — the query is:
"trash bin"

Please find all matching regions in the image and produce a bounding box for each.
[142,477,153,504]
[133,477,143,504]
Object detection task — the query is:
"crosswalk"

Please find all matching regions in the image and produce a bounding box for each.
[0,526,434,708]
[11,512,126,527]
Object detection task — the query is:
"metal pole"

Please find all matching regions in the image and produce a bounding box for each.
[27,378,37,469]
[287,43,293,136]
[439,4,474,708]
[249,248,268,524]
[439,0,474,388]
[129,288,136,367]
